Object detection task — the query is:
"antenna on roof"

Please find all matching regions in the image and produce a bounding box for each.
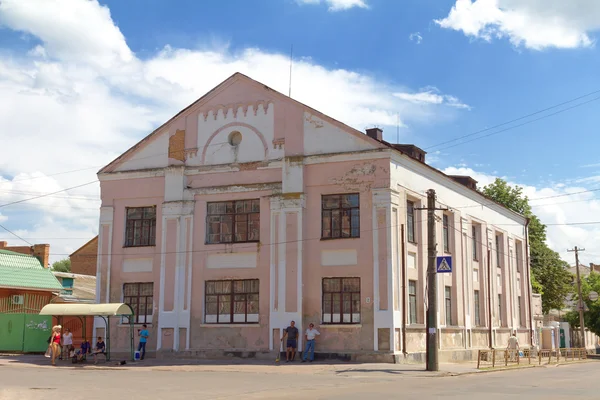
[288,44,293,97]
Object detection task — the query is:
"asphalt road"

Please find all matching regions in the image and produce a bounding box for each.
[0,362,597,400]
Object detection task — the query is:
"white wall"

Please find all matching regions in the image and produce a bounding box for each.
[303,112,378,156]
[115,132,169,172]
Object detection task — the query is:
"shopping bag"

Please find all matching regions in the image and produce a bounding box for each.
[44,347,51,358]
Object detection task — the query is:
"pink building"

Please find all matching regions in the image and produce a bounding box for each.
[95,73,533,362]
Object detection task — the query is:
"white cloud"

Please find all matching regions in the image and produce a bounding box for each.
[296,0,369,12]
[435,0,600,50]
[442,166,600,264]
[409,32,423,44]
[394,87,471,109]
[0,0,465,262]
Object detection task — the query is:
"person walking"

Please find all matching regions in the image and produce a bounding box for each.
[49,325,62,366]
[281,321,299,362]
[137,324,149,360]
[507,331,520,361]
[302,323,320,363]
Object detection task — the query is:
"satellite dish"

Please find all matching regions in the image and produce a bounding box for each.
[589,291,598,301]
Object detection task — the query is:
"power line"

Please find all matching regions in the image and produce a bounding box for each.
[432,95,600,152]
[0,181,98,208]
[426,88,600,151]
[2,140,232,183]
[0,223,32,246]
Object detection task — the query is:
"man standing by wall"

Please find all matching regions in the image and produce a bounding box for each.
[138,324,149,360]
[281,321,299,362]
[302,323,320,363]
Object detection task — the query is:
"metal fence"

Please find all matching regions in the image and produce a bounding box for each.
[477,348,588,369]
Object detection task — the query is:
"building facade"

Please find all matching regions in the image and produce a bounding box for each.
[70,236,99,276]
[95,73,533,361]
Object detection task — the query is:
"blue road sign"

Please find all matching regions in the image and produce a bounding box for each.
[436,256,452,273]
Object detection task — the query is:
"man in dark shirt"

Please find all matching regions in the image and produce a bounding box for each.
[281,321,299,362]
[92,337,105,364]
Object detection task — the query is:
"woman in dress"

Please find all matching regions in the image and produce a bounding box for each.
[50,325,62,366]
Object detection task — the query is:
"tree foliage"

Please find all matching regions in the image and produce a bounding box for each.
[564,272,600,337]
[481,178,573,313]
[52,258,71,273]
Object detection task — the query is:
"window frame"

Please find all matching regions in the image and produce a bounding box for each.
[408,280,417,325]
[321,193,360,240]
[205,200,260,245]
[495,234,502,267]
[471,225,478,261]
[518,296,523,327]
[122,282,154,325]
[407,200,416,243]
[321,277,361,325]
[124,206,157,248]
[443,214,450,253]
[498,294,502,325]
[474,290,481,327]
[444,286,452,326]
[204,279,260,324]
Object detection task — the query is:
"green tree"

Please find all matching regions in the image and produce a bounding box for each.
[481,178,573,313]
[564,271,600,337]
[52,258,71,273]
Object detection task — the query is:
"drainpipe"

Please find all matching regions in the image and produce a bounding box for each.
[401,224,407,355]
[524,218,533,348]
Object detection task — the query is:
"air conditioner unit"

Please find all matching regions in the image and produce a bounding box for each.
[11,295,24,305]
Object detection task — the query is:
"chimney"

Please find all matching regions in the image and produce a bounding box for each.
[0,241,6,249]
[32,244,50,268]
[449,175,478,191]
[366,127,383,141]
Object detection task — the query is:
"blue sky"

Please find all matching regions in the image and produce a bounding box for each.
[1,0,600,264]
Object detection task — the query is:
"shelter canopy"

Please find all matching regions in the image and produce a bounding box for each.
[39,303,133,316]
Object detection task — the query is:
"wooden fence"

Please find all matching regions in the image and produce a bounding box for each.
[477,348,588,369]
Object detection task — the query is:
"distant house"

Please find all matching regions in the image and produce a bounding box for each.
[69,236,98,276]
[0,248,63,352]
[52,272,96,303]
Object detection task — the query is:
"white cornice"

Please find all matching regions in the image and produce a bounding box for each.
[98,169,165,181]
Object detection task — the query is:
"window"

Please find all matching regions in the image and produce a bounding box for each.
[408,280,417,324]
[443,214,450,253]
[123,283,154,324]
[407,201,416,243]
[495,234,502,267]
[205,279,259,324]
[445,286,452,326]
[472,225,478,261]
[473,268,479,282]
[518,296,523,327]
[515,242,522,272]
[206,200,260,244]
[321,194,360,239]
[125,207,156,247]
[498,294,502,324]
[474,290,481,326]
[497,273,501,287]
[322,277,360,324]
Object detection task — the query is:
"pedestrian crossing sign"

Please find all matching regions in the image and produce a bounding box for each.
[436,256,452,273]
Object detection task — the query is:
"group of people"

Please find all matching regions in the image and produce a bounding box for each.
[281,321,320,363]
[46,325,106,366]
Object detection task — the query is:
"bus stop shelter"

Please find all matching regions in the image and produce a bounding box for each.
[39,303,135,361]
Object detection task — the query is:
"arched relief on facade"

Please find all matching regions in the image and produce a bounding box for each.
[200,122,269,165]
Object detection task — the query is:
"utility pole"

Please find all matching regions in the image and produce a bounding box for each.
[417,189,447,372]
[568,246,586,348]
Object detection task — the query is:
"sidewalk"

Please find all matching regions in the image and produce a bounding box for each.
[0,354,483,377]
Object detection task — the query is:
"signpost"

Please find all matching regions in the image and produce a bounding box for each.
[436,256,452,274]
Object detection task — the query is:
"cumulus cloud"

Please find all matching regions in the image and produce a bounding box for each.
[296,0,369,12]
[435,0,600,50]
[0,0,464,262]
